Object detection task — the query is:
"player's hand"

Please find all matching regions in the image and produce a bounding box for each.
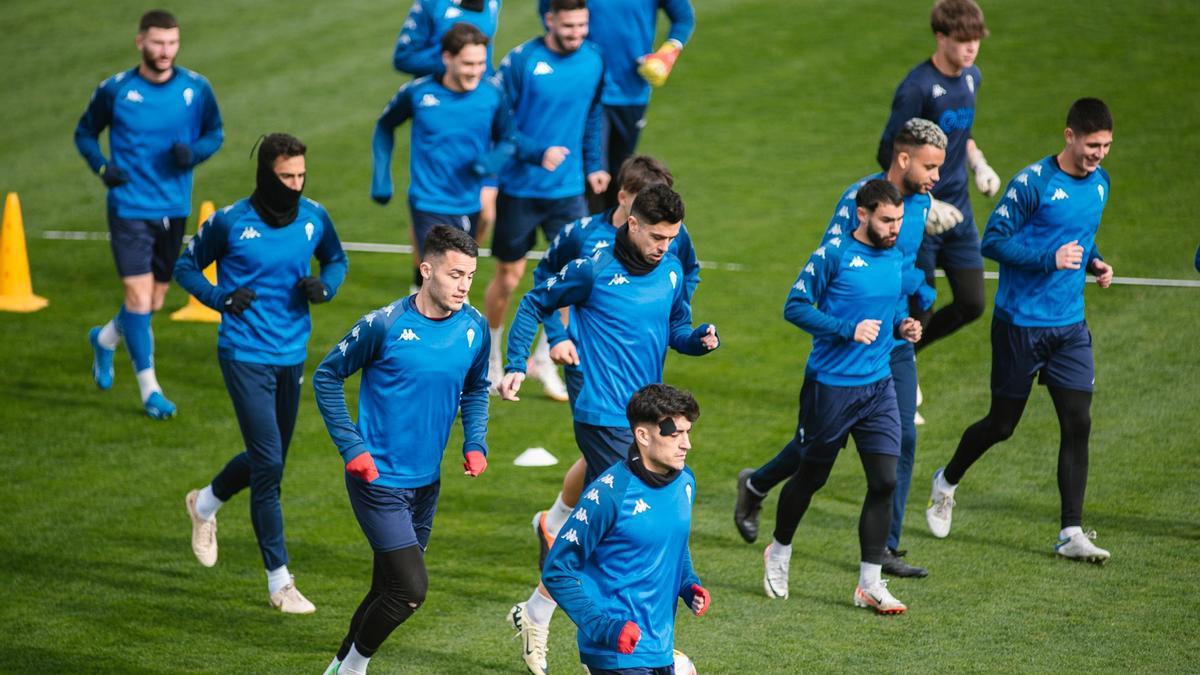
[499,371,525,401]
[99,164,129,188]
[587,171,611,195]
[899,317,923,343]
[616,621,641,654]
[1055,240,1084,270]
[914,282,937,311]
[549,339,580,366]
[371,188,392,205]
[637,42,681,87]
[690,584,710,617]
[854,319,881,345]
[542,146,569,172]
[1091,259,1114,288]
[700,324,720,351]
[346,451,380,483]
[968,148,1001,197]
[171,142,194,169]
[223,287,256,316]
[297,276,329,304]
[463,450,487,477]
[925,198,964,235]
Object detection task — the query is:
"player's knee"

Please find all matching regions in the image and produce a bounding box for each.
[987,418,1017,442]
[1061,409,1091,437]
[866,472,897,498]
[250,460,286,491]
[383,574,427,616]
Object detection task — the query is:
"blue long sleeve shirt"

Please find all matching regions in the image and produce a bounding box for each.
[312,296,491,488]
[74,66,223,219]
[878,60,980,210]
[507,250,714,427]
[785,235,905,386]
[372,77,536,214]
[174,198,347,365]
[394,0,501,76]
[492,37,604,198]
[982,155,1109,328]
[538,0,694,106]
[822,174,931,349]
[532,209,701,346]
[542,461,700,670]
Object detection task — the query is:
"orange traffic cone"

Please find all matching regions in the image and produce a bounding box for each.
[0,192,49,313]
[171,200,221,323]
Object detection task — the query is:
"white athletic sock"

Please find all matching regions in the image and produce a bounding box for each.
[532,330,551,365]
[98,320,121,349]
[525,587,557,626]
[544,493,574,537]
[768,539,792,560]
[935,470,957,495]
[859,561,882,588]
[267,565,292,595]
[340,645,370,675]
[195,484,223,521]
[489,325,504,361]
[1060,525,1084,540]
[135,368,162,403]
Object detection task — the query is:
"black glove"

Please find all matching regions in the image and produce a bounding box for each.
[171,142,194,168]
[223,287,256,316]
[297,276,329,304]
[99,164,129,188]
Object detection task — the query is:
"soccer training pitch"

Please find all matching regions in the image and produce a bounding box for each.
[1,0,1197,671]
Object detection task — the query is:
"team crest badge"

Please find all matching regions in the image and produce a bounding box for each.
[467,327,476,347]
[305,222,314,241]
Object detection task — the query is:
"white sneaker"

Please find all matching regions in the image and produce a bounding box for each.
[854,579,907,615]
[185,489,217,567]
[763,542,790,599]
[925,468,955,539]
[269,577,316,614]
[507,602,548,675]
[1055,529,1110,564]
[529,357,569,402]
[321,658,341,675]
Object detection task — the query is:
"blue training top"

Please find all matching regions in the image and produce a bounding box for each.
[75,66,223,219]
[492,37,604,199]
[174,198,348,365]
[785,233,905,386]
[542,461,701,670]
[394,0,501,76]
[507,250,714,428]
[312,296,491,489]
[983,155,1109,328]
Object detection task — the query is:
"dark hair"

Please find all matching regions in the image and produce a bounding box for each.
[630,184,684,226]
[930,0,988,40]
[856,179,904,212]
[257,133,306,168]
[423,225,479,260]
[442,22,489,56]
[626,383,700,429]
[1066,98,1113,135]
[139,10,178,32]
[617,155,674,194]
[549,0,587,12]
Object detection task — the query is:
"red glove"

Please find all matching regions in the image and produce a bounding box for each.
[346,452,380,483]
[690,584,710,616]
[616,621,641,655]
[463,450,487,477]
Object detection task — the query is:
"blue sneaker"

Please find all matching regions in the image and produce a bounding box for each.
[144,391,177,420]
[89,326,114,390]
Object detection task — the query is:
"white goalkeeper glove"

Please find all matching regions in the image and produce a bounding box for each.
[926,197,964,235]
[968,147,1001,197]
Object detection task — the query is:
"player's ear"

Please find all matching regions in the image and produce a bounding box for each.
[1064,127,1075,146]
[633,424,652,448]
[856,205,869,228]
[442,51,453,71]
[419,260,434,281]
[627,214,639,232]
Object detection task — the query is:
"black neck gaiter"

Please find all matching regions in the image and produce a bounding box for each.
[459,0,485,10]
[250,159,302,228]
[613,224,658,276]
[626,443,680,488]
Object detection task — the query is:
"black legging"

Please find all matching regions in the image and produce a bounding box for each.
[944,387,1091,527]
[772,453,898,564]
[913,267,985,353]
[337,545,428,659]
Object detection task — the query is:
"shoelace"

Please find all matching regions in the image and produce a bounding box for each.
[933,494,956,516]
[1083,529,1099,541]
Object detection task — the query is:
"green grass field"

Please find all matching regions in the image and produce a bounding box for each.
[2,0,1199,672]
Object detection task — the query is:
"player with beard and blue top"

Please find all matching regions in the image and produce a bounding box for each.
[542,384,710,674]
[77,10,223,419]
[878,0,999,423]
[925,98,1116,565]
[759,179,922,615]
[177,133,348,614]
[736,120,946,581]
[499,184,718,675]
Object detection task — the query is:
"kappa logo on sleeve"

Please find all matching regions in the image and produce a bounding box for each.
[813,246,827,259]
[599,474,615,488]
[584,488,600,503]
[996,204,1011,218]
[1007,188,1019,202]
[793,279,807,293]
[803,263,815,275]
[572,508,589,524]
[337,339,349,356]
[561,528,580,545]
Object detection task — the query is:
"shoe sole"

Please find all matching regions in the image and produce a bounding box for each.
[1055,551,1109,565]
[854,590,907,615]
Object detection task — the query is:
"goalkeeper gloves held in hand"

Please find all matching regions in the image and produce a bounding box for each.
[967,147,1001,197]
[925,198,964,235]
[638,41,682,87]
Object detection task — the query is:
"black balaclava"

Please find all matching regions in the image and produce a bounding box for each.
[613,224,658,276]
[626,442,680,488]
[459,0,485,10]
[250,145,303,228]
